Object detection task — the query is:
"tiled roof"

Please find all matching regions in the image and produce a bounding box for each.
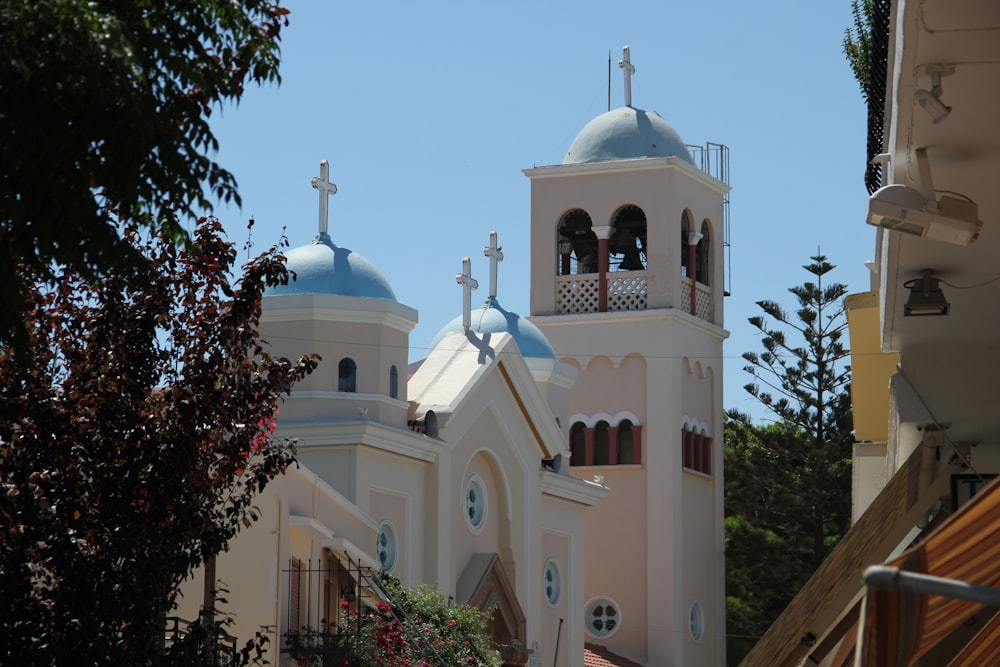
[583,643,644,667]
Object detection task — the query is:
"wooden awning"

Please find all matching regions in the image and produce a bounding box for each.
[857,475,1000,666]
[740,442,958,667]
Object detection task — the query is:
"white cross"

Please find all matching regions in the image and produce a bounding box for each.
[311,160,338,236]
[619,45,635,107]
[483,230,503,300]
[456,257,479,331]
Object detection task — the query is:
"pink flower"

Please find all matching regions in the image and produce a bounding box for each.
[448,619,457,627]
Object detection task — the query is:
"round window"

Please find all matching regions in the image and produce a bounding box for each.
[585,597,621,638]
[465,476,487,530]
[689,601,704,641]
[376,521,397,572]
[543,559,561,606]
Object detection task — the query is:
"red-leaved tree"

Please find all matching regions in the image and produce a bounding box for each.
[0,215,318,665]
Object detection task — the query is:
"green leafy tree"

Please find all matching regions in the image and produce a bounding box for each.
[0,214,318,665]
[843,0,891,194]
[725,255,853,665]
[0,0,289,345]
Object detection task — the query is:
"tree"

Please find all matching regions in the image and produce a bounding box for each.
[843,0,891,194]
[0,214,318,665]
[725,255,853,665]
[0,0,290,345]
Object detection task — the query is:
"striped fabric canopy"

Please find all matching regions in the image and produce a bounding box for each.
[858,476,1000,666]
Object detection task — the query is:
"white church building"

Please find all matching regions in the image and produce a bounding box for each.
[177,49,730,667]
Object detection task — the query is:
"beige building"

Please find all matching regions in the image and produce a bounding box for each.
[178,50,731,667]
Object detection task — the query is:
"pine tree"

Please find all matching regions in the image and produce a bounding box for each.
[725,255,853,665]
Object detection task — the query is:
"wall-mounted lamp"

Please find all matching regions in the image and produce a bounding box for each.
[340,584,357,603]
[915,64,955,124]
[904,270,950,316]
[867,149,981,245]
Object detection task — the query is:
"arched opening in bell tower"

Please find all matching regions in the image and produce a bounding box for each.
[556,209,597,276]
[696,220,712,286]
[609,204,647,272]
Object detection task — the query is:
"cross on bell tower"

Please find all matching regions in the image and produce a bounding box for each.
[483,230,504,300]
[311,159,338,236]
[456,257,479,331]
[619,45,635,107]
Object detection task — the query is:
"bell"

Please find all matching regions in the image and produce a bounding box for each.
[619,247,644,271]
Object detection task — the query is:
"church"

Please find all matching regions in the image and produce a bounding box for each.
[177,48,730,667]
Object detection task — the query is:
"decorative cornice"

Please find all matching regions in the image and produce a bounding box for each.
[523,156,731,194]
[529,308,730,341]
[261,293,418,333]
[277,420,444,462]
[539,470,607,506]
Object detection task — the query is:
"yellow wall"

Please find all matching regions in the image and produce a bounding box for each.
[846,292,899,442]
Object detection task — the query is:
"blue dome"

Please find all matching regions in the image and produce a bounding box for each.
[430,298,556,360]
[267,233,396,300]
[563,106,694,165]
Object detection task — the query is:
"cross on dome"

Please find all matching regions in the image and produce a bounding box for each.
[311,159,338,236]
[619,45,635,107]
[483,230,503,300]
[456,257,479,331]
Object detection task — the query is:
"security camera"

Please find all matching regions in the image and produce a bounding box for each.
[867,184,981,246]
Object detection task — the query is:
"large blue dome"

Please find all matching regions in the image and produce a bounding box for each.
[267,233,396,300]
[563,106,694,165]
[430,298,556,360]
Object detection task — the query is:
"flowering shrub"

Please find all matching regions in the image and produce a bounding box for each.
[286,575,499,667]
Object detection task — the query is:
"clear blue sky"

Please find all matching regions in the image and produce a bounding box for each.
[209,0,874,422]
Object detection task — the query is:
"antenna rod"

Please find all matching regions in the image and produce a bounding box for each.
[607,51,611,111]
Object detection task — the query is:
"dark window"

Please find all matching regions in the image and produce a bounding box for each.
[389,365,398,399]
[338,358,357,392]
[594,421,610,466]
[618,420,634,464]
[570,422,586,466]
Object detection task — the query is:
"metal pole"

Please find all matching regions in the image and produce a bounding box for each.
[552,617,563,667]
[864,565,1000,607]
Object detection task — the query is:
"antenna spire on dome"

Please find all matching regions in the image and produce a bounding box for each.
[456,257,479,331]
[311,160,338,236]
[619,45,635,107]
[483,230,503,300]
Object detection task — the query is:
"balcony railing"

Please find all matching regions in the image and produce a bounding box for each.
[680,277,713,321]
[556,272,713,322]
[608,272,648,311]
[555,273,600,314]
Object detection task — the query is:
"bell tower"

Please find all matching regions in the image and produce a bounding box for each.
[525,47,731,666]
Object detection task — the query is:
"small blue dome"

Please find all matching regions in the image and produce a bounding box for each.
[430,298,556,360]
[563,106,694,165]
[267,233,396,300]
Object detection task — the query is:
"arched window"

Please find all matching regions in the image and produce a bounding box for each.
[681,211,694,277]
[696,221,711,285]
[618,419,634,464]
[557,209,597,275]
[389,365,399,399]
[338,358,357,392]
[570,422,586,467]
[682,425,712,475]
[594,420,610,466]
[609,205,647,271]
